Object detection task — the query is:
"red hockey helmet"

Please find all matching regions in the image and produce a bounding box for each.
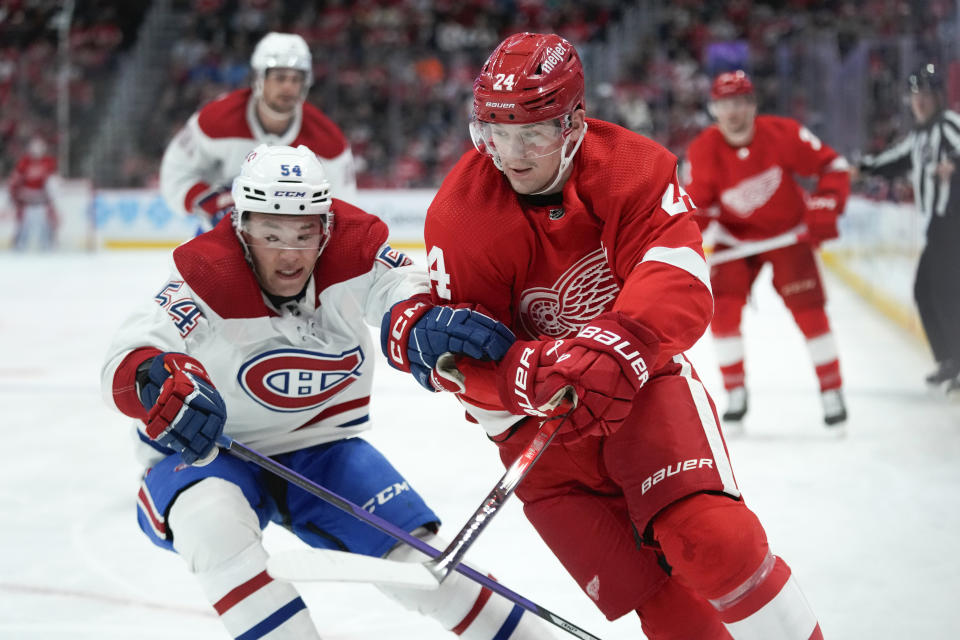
[710,70,754,100]
[473,32,584,124]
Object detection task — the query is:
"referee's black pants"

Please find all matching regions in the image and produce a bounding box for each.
[914,214,960,366]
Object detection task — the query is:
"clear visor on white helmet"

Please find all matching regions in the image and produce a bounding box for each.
[240,213,327,251]
[469,116,568,166]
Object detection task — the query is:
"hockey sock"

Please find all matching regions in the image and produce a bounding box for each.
[653,493,821,640]
[169,478,319,639]
[792,307,842,391]
[713,333,745,390]
[379,528,553,639]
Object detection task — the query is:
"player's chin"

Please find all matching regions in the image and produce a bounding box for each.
[269,99,298,114]
[268,271,307,295]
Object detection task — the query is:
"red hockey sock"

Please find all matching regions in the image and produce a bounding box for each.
[792,308,842,391]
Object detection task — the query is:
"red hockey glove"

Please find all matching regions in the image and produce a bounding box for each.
[192,186,234,228]
[800,196,840,246]
[137,352,225,466]
[497,312,660,442]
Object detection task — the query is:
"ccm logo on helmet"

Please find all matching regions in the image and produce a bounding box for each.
[238,347,364,412]
[541,43,568,75]
[274,190,306,197]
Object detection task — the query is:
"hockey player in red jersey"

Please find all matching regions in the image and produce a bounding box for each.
[383,33,824,640]
[103,145,555,640]
[159,32,356,230]
[8,136,58,249]
[685,70,851,428]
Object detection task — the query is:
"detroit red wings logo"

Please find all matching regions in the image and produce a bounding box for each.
[519,249,619,338]
[720,166,782,217]
[238,347,364,412]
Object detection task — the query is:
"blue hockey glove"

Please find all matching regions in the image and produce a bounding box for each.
[138,352,226,465]
[192,186,234,228]
[382,296,516,392]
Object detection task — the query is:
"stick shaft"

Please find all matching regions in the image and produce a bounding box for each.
[427,416,564,579]
[216,435,603,640]
[709,230,801,265]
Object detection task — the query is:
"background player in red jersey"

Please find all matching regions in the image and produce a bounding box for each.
[384,33,824,640]
[684,70,851,429]
[159,32,356,231]
[7,136,58,250]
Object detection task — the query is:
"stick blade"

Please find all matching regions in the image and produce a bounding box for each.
[267,549,440,590]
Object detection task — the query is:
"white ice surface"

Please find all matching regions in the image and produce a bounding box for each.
[0,251,958,639]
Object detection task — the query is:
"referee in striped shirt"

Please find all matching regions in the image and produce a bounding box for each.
[858,63,960,392]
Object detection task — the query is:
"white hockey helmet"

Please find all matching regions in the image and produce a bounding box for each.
[250,32,313,97]
[232,144,332,217]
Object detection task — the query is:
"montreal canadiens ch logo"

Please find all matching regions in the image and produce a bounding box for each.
[238,347,364,412]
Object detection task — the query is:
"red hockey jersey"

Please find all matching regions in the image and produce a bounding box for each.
[11,154,56,192]
[684,115,850,241]
[425,119,713,433]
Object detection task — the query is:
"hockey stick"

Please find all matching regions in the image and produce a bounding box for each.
[216,425,602,640]
[708,229,803,265]
[425,394,573,582]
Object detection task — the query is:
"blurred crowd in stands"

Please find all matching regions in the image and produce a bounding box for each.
[2,0,956,197]
[0,1,147,177]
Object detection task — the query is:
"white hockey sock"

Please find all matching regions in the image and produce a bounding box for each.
[379,529,556,639]
[169,478,320,639]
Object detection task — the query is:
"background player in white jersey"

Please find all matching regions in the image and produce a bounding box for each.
[159,32,357,230]
[102,145,551,640]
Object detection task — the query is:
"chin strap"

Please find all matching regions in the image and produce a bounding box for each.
[530,120,588,196]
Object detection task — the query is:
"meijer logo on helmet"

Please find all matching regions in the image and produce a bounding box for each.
[541,43,567,74]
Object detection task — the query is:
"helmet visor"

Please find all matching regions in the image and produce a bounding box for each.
[470,118,565,161]
[240,213,327,251]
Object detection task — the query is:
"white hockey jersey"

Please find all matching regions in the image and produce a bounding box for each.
[159,88,357,219]
[101,200,425,466]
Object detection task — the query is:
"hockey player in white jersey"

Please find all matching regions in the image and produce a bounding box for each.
[102,145,551,640]
[159,32,357,230]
